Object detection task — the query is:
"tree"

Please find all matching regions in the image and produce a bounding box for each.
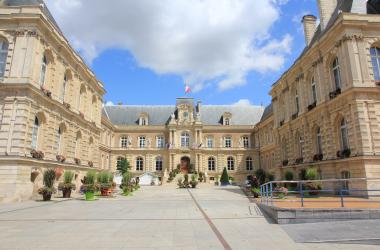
[117,157,130,175]
[220,167,230,185]
[255,169,266,185]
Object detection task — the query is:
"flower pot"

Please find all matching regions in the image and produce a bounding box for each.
[100,188,109,196]
[85,191,95,201]
[62,189,72,198]
[42,192,52,201]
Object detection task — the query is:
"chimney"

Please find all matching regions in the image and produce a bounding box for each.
[317,0,338,30]
[302,15,317,46]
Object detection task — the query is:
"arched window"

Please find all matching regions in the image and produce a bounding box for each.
[61,73,67,101]
[120,136,128,148]
[116,156,125,168]
[227,156,234,171]
[155,156,163,171]
[136,157,144,171]
[181,132,190,148]
[246,157,253,171]
[311,76,317,103]
[316,127,323,154]
[208,157,216,171]
[295,89,300,114]
[332,57,342,90]
[340,118,349,150]
[0,38,9,77]
[39,55,48,87]
[31,117,40,149]
[370,47,380,81]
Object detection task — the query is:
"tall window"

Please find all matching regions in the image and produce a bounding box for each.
[340,118,349,150]
[227,156,234,171]
[181,132,190,148]
[61,74,67,101]
[31,117,40,149]
[295,90,300,114]
[298,136,304,158]
[120,136,128,148]
[370,47,380,81]
[156,136,164,148]
[74,132,81,158]
[224,136,232,148]
[39,55,47,87]
[207,136,214,148]
[56,126,63,154]
[138,136,146,148]
[0,39,8,77]
[311,76,317,103]
[78,87,84,110]
[316,127,322,154]
[332,57,342,90]
[156,156,163,171]
[246,157,253,171]
[242,136,249,148]
[136,157,144,171]
[208,157,216,171]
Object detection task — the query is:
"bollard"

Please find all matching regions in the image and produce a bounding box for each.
[300,183,304,207]
[340,189,344,208]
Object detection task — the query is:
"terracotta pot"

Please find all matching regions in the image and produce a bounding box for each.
[42,193,52,201]
[100,188,109,196]
[62,189,72,198]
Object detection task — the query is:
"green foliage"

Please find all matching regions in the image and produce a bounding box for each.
[43,169,56,188]
[190,174,198,188]
[300,169,307,180]
[255,169,266,185]
[220,168,230,185]
[63,171,74,184]
[97,171,113,184]
[284,171,294,181]
[251,188,260,198]
[117,158,130,175]
[266,173,275,182]
[85,171,96,185]
[215,175,220,186]
[305,168,318,180]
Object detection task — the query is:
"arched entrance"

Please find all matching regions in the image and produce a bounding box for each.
[180,156,191,174]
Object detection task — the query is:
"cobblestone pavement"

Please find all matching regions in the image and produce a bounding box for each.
[0,185,379,250]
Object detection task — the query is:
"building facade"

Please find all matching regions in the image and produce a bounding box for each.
[0,0,380,202]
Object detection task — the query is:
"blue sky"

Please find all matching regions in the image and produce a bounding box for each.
[46,0,319,106]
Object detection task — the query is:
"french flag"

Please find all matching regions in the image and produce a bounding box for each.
[185,85,191,94]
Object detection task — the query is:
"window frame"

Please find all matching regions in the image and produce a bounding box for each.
[136,157,144,171]
[120,136,128,148]
[224,136,232,148]
[246,157,253,171]
[155,156,163,171]
[181,131,190,148]
[311,76,317,103]
[39,55,48,87]
[0,38,9,78]
[206,136,214,148]
[156,136,165,148]
[242,136,249,148]
[208,157,216,171]
[340,118,349,150]
[31,117,40,150]
[332,57,342,90]
[138,136,146,148]
[316,127,323,154]
[370,47,380,81]
[227,156,234,171]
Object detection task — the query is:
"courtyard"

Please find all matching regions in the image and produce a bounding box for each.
[0,186,379,250]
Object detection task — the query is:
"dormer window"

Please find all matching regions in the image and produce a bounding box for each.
[224,118,230,126]
[139,113,149,126]
[222,112,232,126]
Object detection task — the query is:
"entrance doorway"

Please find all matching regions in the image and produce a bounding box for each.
[180,156,191,174]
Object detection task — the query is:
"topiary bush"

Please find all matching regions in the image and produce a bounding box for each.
[220,168,230,186]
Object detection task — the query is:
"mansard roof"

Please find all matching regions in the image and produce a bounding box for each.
[103,104,265,126]
[260,104,273,122]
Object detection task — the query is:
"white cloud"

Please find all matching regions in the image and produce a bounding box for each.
[104,101,115,106]
[45,0,292,91]
[232,99,252,107]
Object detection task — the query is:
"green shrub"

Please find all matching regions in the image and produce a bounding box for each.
[305,168,318,180]
[82,170,97,193]
[251,188,260,198]
[220,168,229,185]
[43,169,56,188]
[284,171,294,181]
[58,171,76,191]
[266,173,275,182]
[117,158,130,175]
[255,169,266,185]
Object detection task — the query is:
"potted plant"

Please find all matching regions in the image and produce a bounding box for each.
[190,174,198,188]
[88,161,94,168]
[251,187,261,198]
[121,172,134,196]
[38,169,56,201]
[97,171,113,196]
[56,155,66,163]
[255,169,267,185]
[303,168,322,196]
[220,168,230,186]
[74,158,81,165]
[82,170,97,201]
[215,175,219,186]
[58,171,76,198]
[30,149,44,160]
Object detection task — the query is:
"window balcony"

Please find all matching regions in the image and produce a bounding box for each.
[307,102,316,111]
[291,113,298,120]
[279,120,285,127]
[336,148,351,159]
[329,88,341,100]
[313,153,323,162]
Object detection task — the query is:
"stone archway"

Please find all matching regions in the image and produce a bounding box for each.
[180,156,191,174]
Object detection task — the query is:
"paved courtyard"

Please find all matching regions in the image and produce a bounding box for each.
[0,186,379,250]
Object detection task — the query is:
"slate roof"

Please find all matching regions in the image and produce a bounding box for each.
[103,104,265,126]
[1,0,62,34]
[260,104,273,122]
[272,0,368,87]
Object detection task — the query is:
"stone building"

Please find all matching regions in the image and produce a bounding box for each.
[1,0,380,202]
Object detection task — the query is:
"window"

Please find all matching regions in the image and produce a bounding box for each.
[0,39,8,77]
[120,136,128,148]
[224,118,230,126]
[39,55,47,87]
[56,126,62,154]
[208,157,216,171]
[139,117,147,126]
[136,157,144,171]
[242,136,249,148]
[295,90,300,114]
[316,127,322,154]
[332,57,342,90]
[61,74,67,101]
[138,136,146,148]
[298,136,304,158]
[207,137,214,148]
[227,156,234,171]
[116,157,125,168]
[31,117,40,149]
[156,156,163,171]
[156,136,164,148]
[370,47,380,81]
[311,76,317,103]
[181,132,190,148]
[224,136,232,148]
[74,132,81,158]
[340,118,349,150]
[246,157,253,171]
[78,86,84,110]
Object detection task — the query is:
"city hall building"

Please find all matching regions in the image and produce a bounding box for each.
[0,0,380,202]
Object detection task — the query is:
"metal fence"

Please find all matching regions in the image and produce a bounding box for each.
[259,178,380,208]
